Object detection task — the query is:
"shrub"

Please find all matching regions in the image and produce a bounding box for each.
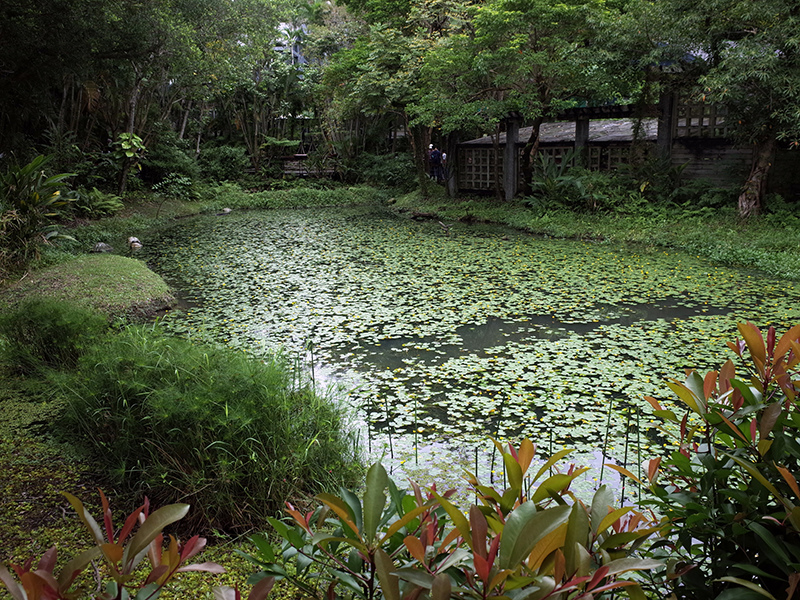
[244,440,662,600]
[58,325,362,533]
[642,323,800,599]
[199,145,251,182]
[0,154,75,263]
[361,152,417,191]
[152,172,195,200]
[72,187,125,218]
[0,297,108,375]
[141,130,200,185]
[0,491,226,600]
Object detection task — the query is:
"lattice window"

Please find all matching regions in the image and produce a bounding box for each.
[674,103,728,138]
[459,148,503,190]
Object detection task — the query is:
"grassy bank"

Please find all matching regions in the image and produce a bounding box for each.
[392,189,800,281]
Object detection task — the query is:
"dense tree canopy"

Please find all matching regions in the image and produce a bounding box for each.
[0,0,798,212]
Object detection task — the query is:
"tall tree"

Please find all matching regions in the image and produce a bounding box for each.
[638,0,800,217]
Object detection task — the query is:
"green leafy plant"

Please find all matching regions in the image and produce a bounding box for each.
[0,155,75,262]
[0,491,223,600]
[73,187,125,218]
[642,322,800,599]
[152,173,194,200]
[0,297,109,375]
[243,439,661,600]
[58,324,362,533]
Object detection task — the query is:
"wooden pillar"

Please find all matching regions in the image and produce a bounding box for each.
[657,92,674,158]
[575,118,590,167]
[503,117,520,201]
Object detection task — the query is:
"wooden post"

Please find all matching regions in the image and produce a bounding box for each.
[657,92,675,158]
[503,116,520,201]
[575,118,590,167]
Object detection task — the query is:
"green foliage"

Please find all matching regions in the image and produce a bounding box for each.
[141,130,201,185]
[0,491,224,600]
[643,323,800,599]
[72,187,125,218]
[113,133,146,162]
[244,440,661,600]
[152,173,196,200]
[361,152,417,191]
[199,146,251,182]
[57,325,362,533]
[0,155,75,263]
[0,297,108,375]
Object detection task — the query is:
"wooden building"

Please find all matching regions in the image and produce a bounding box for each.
[455,99,798,200]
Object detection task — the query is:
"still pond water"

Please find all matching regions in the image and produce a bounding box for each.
[142,205,800,498]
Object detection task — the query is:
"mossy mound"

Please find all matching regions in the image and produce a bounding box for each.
[0,254,174,319]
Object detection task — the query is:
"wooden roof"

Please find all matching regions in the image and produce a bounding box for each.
[460,118,658,147]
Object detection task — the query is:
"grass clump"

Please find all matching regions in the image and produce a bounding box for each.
[56,323,362,534]
[0,297,109,374]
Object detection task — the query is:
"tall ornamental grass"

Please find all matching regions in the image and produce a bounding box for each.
[56,324,362,533]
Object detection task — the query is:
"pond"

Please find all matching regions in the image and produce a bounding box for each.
[142,205,800,500]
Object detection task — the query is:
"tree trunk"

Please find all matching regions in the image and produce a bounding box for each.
[118,71,143,196]
[738,135,776,219]
[519,116,544,196]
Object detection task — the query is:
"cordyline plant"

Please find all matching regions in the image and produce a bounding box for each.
[0,491,225,600]
[242,439,662,600]
[640,322,800,599]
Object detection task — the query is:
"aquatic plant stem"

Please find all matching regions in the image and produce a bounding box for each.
[599,394,615,485]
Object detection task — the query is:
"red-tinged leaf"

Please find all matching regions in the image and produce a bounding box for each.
[647,457,661,482]
[248,575,275,600]
[101,542,124,564]
[776,325,800,359]
[441,526,461,550]
[488,569,511,592]
[180,535,205,562]
[703,371,718,400]
[488,529,501,564]
[788,341,800,369]
[517,439,535,475]
[177,562,226,574]
[431,573,451,600]
[787,573,800,600]
[680,413,688,441]
[145,565,170,585]
[727,340,742,357]
[587,566,610,590]
[720,360,735,393]
[553,548,566,583]
[410,481,424,506]
[750,417,758,443]
[760,403,782,439]
[644,396,662,411]
[767,326,777,356]
[100,489,114,543]
[284,507,310,532]
[738,322,767,373]
[717,412,749,444]
[404,536,427,564]
[733,388,744,411]
[470,506,488,559]
[473,553,490,584]
[381,504,433,543]
[508,443,518,461]
[590,580,636,594]
[37,547,57,573]
[119,504,145,546]
[604,464,643,485]
[316,494,360,540]
[778,466,800,499]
